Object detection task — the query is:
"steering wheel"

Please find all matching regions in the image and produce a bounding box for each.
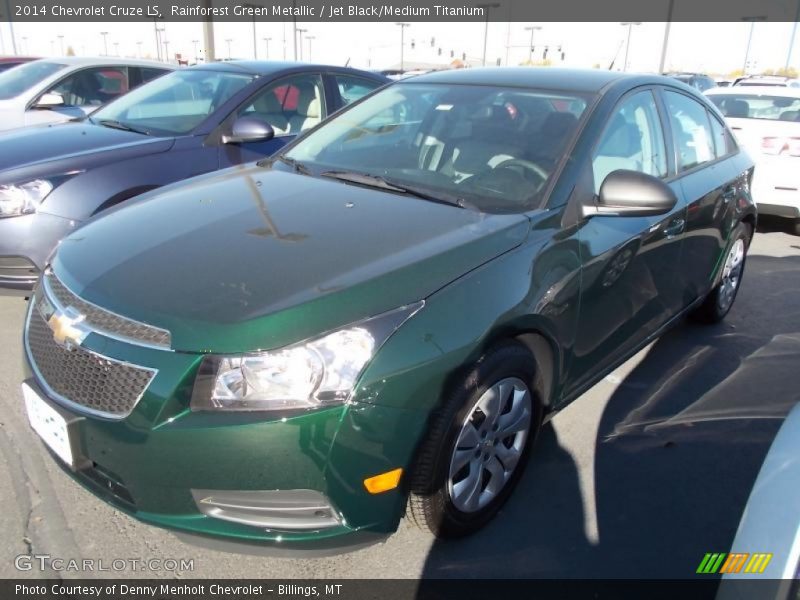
[493,158,549,185]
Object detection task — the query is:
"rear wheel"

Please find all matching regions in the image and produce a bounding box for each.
[408,342,543,538]
[792,218,800,236]
[690,221,751,323]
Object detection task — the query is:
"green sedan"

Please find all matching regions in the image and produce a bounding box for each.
[21,67,756,548]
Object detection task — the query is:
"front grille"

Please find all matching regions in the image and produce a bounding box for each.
[25,301,156,419]
[44,271,171,349]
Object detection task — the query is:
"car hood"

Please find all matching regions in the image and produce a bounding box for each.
[0,121,174,180]
[52,165,530,353]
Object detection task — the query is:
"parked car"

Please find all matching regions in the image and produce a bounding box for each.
[715,79,733,88]
[0,61,388,294]
[21,68,755,549]
[0,57,173,131]
[665,72,717,92]
[707,86,800,234]
[0,56,39,73]
[716,403,800,600]
[733,75,800,88]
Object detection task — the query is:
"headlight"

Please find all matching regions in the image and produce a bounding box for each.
[191,302,424,412]
[0,179,53,218]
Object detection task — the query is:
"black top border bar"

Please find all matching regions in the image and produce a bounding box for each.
[1,0,800,23]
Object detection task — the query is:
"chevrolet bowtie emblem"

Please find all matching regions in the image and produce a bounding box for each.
[47,306,90,350]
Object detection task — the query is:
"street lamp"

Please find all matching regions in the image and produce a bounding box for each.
[396,22,410,71]
[113,41,119,57]
[136,41,143,58]
[243,3,259,59]
[477,3,500,67]
[263,37,271,60]
[524,25,542,64]
[100,31,109,56]
[296,28,307,61]
[57,35,64,56]
[162,39,170,61]
[225,38,233,60]
[620,22,641,72]
[192,40,199,63]
[742,16,767,74]
[306,36,315,62]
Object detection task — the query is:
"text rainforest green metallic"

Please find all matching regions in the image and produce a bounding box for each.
[21,67,756,548]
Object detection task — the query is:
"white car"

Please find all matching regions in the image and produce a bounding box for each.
[707,86,800,234]
[0,57,173,131]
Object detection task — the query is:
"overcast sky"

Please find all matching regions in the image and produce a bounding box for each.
[1,20,798,75]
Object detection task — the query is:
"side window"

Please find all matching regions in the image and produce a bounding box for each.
[333,74,382,106]
[708,112,736,158]
[592,90,668,194]
[664,90,715,172]
[47,67,129,108]
[238,73,325,136]
[140,68,169,84]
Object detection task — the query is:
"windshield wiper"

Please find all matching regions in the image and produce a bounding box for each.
[271,155,312,176]
[321,170,473,210]
[96,119,151,136]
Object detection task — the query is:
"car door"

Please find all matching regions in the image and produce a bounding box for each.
[25,66,131,126]
[567,88,687,393]
[218,72,326,167]
[661,88,741,304]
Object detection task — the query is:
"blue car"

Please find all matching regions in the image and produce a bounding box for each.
[0,61,388,294]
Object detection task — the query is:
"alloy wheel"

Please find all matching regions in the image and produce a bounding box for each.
[447,377,532,513]
[718,238,745,313]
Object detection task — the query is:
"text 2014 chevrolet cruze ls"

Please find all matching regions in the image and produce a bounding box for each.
[21,69,755,547]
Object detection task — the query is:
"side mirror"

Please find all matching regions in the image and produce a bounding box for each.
[34,92,65,109]
[222,116,275,144]
[583,169,678,218]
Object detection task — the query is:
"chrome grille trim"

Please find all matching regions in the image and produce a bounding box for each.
[43,269,172,350]
[24,294,157,420]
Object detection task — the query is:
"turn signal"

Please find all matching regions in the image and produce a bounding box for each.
[363,468,403,494]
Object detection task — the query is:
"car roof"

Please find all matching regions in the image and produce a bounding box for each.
[401,67,672,94]
[706,85,800,98]
[0,56,38,63]
[29,56,174,69]
[186,60,379,78]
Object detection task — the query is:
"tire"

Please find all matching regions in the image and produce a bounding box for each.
[408,342,544,538]
[792,219,800,237]
[690,221,752,324]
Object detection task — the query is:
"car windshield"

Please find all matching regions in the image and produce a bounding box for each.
[90,69,255,136]
[0,61,65,100]
[710,94,800,121]
[283,83,590,213]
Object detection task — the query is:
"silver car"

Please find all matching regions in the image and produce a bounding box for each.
[0,57,173,131]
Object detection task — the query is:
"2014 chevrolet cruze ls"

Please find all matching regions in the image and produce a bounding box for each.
[21,68,755,548]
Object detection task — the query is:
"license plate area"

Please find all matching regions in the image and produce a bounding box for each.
[22,382,87,469]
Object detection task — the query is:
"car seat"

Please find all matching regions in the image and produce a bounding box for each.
[289,82,322,133]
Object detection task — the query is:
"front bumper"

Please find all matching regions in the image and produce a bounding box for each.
[0,212,78,295]
[21,318,428,546]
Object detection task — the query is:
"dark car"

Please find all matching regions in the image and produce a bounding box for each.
[665,72,717,92]
[22,68,755,548]
[0,56,39,73]
[0,61,387,294]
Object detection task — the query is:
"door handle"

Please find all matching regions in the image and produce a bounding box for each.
[664,218,686,238]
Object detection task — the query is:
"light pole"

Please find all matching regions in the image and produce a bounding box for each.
[136,41,143,58]
[57,35,64,56]
[396,22,410,71]
[162,39,169,61]
[113,41,119,57]
[742,16,767,74]
[787,1,800,72]
[477,3,499,67]
[226,38,233,60]
[658,0,675,73]
[21,36,27,54]
[620,22,641,72]
[243,3,258,58]
[263,37,271,59]
[100,31,109,56]
[192,39,199,62]
[524,25,542,64]
[296,28,307,61]
[306,35,315,62]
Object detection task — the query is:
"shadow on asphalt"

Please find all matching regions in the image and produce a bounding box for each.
[419,253,800,579]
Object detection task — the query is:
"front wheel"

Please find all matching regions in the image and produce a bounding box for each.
[690,222,751,323]
[408,342,543,538]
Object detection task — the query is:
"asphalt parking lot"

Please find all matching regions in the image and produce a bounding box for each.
[0,219,798,580]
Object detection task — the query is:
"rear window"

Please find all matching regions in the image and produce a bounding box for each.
[710,94,800,121]
[0,61,65,100]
